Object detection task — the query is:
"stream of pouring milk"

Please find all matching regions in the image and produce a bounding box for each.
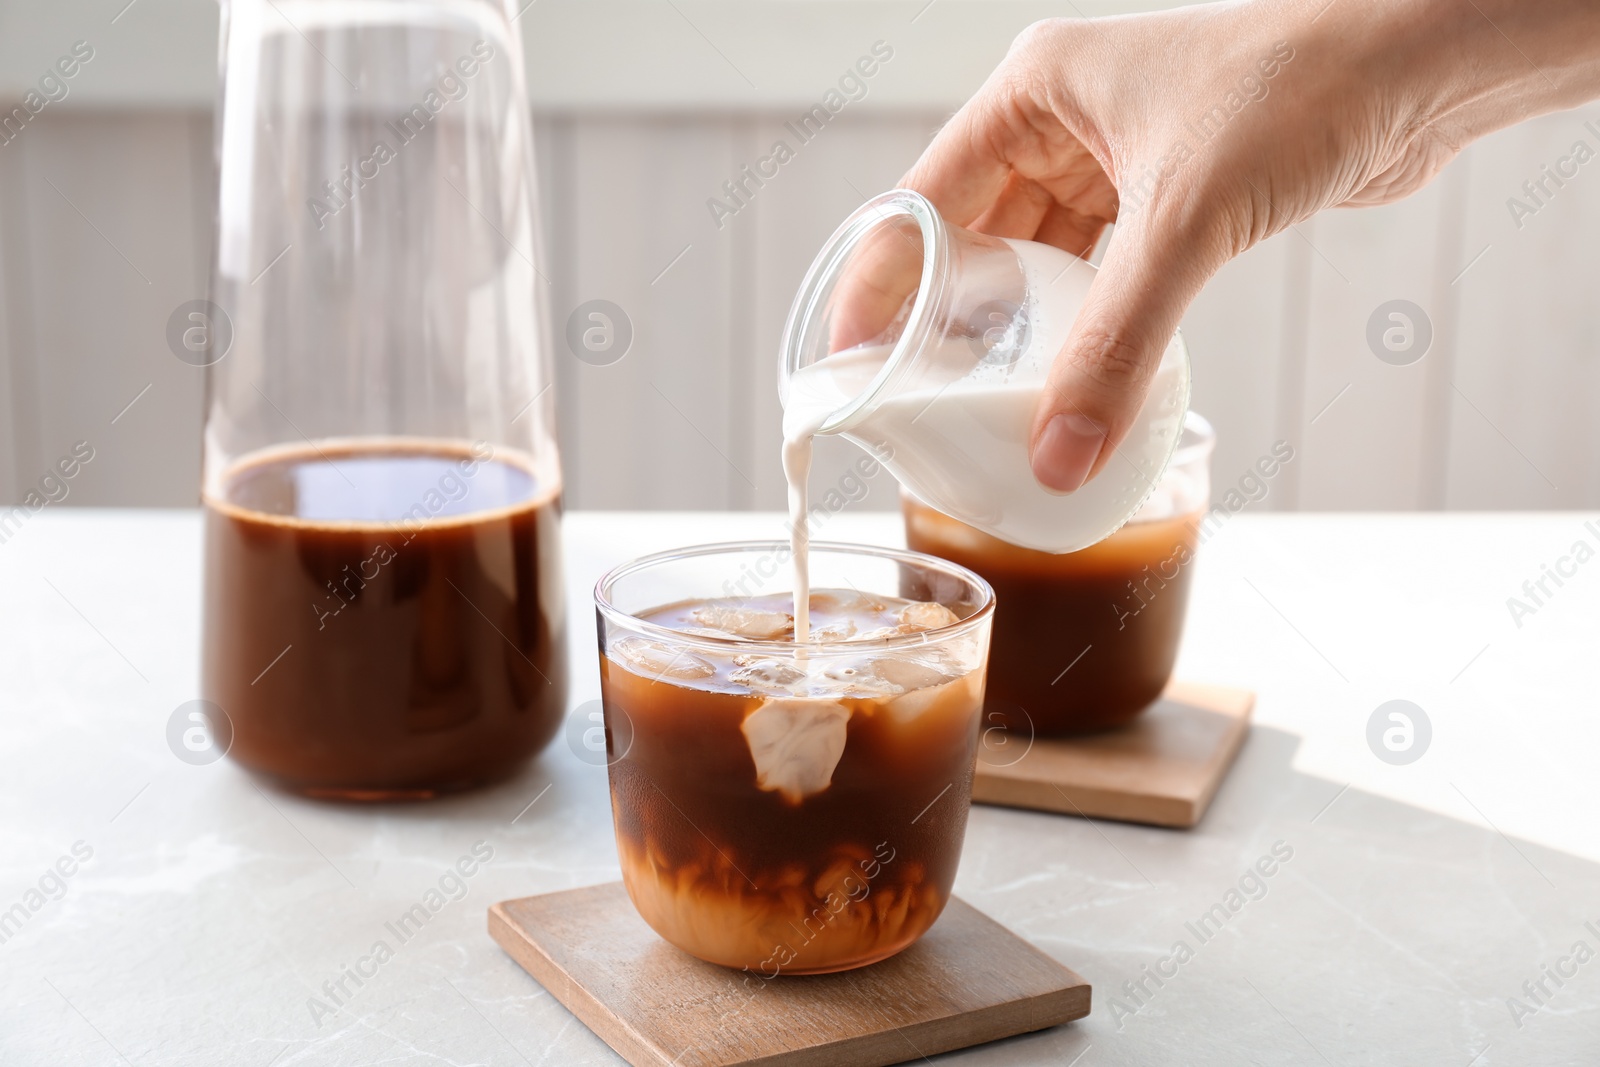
[781,345,886,644]
[781,424,818,644]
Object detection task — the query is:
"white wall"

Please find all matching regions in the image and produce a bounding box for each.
[2,1,1597,512]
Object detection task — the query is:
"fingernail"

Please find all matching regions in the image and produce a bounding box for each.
[1033,413,1105,493]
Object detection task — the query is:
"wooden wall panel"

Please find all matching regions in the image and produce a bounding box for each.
[537,111,579,505]
[1180,231,1300,508]
[1445,108,1600,510]
[4,106,1600,515]
[1293,176,1452,510]
[552,115,744,511]
[7,112,209,508]
[0,133,31,502]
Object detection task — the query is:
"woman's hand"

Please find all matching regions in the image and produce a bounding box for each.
[899,0,1600,492]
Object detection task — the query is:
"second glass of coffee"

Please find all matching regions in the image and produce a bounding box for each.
[905,413,1216,736]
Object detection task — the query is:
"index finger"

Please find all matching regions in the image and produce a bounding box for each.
[899,89,1015,227]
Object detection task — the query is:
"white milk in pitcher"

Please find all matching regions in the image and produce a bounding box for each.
[783,237,1190,638]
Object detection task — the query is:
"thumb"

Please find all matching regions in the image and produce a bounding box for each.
[1029,216,1222,493]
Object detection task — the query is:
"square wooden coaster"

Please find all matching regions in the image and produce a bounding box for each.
[489,882,1090,1067]
[972,681,1254,828]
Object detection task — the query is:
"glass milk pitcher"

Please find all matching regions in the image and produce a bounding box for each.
[779,190,1190,554]
[200,0,567,799]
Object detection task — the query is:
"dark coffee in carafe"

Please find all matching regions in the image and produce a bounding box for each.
[202,440,567,799]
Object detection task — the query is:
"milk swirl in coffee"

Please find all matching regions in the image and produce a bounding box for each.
[600,586,986,972]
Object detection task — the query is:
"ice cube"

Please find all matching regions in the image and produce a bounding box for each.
[809,590,885,616]
[847,626,903,643]
[610,637,716,682]
[898,601,959,632]
[740,698,852,804]
[808,618,858,642]
[682,626,738,639]
[872,654,958,693]
[821,656,906,697]
[690,603,794,641]
[729,654,806,692]
[819,650,960,700]
[885,668,978,725]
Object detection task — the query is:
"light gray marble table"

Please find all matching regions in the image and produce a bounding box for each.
[3,508,1598,1066]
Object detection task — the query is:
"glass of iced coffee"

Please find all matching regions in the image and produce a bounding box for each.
[594,541,994,975]
[904,412,1215,736]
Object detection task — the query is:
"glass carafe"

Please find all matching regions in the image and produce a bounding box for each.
[780,190,1190,554]
[200,0,567,800]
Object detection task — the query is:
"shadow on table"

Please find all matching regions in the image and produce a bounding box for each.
[956,723,1600,1066]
